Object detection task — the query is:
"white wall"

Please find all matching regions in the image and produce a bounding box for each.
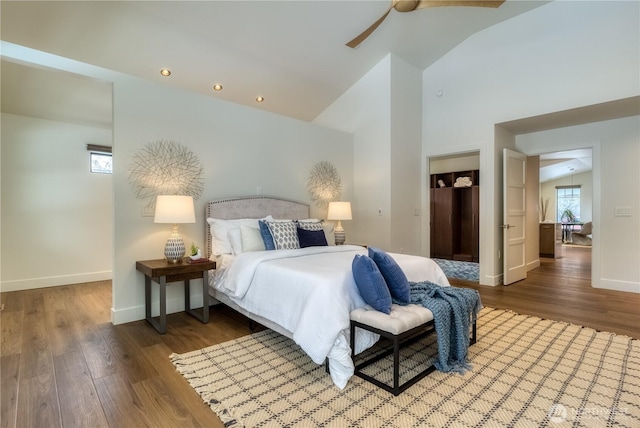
[1,113,113,291]
[422,0,640,287]
[111,77,354,324]
[314,54,423,253]
[517,116,640,293]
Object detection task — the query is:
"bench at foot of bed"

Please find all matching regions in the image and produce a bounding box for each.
[350,304,477,396]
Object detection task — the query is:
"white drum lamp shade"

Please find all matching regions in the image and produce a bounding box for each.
[327,201,352,245]
[154,195,196,263]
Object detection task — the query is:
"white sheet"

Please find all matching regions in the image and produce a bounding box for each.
[209,245,450,388]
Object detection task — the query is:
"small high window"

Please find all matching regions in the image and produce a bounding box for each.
[87,144,112,174]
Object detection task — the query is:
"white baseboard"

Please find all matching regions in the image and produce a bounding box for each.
[596,278,640,294]
[111,292,208,325]
[0,271,112,292]
[527,259,541,271]
[481,274,502,286]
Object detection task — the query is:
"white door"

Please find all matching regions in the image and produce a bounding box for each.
[503,148,527,285]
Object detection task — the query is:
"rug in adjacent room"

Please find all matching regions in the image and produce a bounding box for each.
[171,308,639,428]
[433,258,480,281]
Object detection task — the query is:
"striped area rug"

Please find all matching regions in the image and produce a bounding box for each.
[171,308,639,427]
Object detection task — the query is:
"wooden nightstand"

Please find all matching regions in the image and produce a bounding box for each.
[136,258,216,334]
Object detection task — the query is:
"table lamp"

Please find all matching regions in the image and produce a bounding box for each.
[327,201,352,245]
[154,195,196,263]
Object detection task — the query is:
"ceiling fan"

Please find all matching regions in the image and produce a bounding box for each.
[346,0,506,48]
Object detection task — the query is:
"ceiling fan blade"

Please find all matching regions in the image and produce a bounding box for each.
[415,0,505,10]
[346,5,394,48]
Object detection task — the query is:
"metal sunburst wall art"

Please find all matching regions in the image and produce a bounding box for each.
[129,139,204,209]
[307,161,342,209]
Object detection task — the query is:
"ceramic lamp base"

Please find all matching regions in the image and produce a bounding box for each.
[164,232,185,263]
[334,221,346,245]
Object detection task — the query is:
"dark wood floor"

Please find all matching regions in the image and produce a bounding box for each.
[1,245,638,427]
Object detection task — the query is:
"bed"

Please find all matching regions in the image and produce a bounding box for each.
[205,196,450,388]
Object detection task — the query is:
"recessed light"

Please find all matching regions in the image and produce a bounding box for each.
[256,96,265,103]
[160,69,171,77]
[213,84,223,91]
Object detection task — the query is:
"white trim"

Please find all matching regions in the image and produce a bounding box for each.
[596,278,640,294]
[0,271,112,292]
[110,292,206,325]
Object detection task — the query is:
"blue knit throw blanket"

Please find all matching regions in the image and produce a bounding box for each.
[393,281,482,373]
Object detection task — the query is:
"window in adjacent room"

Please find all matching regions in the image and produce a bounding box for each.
[556,185,581,222]
[88,144,112,174]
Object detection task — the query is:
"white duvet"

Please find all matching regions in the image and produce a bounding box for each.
[210,245,450,388]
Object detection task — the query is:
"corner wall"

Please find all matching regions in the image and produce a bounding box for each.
[1,113,113,291]
[314,54,423,253]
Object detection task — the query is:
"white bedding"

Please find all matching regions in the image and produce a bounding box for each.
[209,245,450,388]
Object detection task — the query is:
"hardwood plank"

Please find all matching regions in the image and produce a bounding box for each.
[45,308,81,356]
[0,354,20,428]
[22,289,45,324]
[15,371,61,428]
[53,351,109,428]
[78,333,120,380]
[100,324,159,384]
[0,291,24,313]
[93,372,152,428]
[1,310,23,357]
[20,318,53,379]
[133,376,205,428]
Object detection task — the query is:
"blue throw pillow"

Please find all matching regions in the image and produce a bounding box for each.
[368,247,410,303]
[352,255,392,314]
[258,220,275,250]
[297,227,328,248]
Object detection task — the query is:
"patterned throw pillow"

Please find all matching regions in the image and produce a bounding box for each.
[266,220,300,250]
[296,219,323,231]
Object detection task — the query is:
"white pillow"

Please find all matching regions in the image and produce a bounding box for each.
[229,228,243,255]
[240,225,266,252]
[323,222,335,246]
[207,215,273,255]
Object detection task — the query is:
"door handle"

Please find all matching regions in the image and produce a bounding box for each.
[501,224,515,229]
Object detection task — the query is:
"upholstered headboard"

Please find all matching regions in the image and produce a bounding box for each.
[205,196,310,258]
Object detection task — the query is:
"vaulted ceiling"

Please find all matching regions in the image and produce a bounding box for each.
[0,0,544,122]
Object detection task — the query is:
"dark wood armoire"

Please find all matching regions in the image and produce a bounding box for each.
[430,170,479,262]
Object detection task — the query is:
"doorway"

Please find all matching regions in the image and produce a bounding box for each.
[539,149,593,270]
[429,152,480,282]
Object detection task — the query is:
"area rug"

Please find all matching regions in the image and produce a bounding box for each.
[433,258,479,281]
[170,308,639,427]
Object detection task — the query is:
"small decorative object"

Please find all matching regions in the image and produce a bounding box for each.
[129,139,204,210]
[307,161,342,209]
[540,197,550,222]
[561,208,577,223]
[327,201,352,245]
[453,176,473,187]
[438,179,446,188]
[154,195,196,263]
[189,243,202,260]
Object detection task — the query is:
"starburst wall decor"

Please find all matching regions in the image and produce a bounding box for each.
[128,140,204,209]
[307,161,342,209]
